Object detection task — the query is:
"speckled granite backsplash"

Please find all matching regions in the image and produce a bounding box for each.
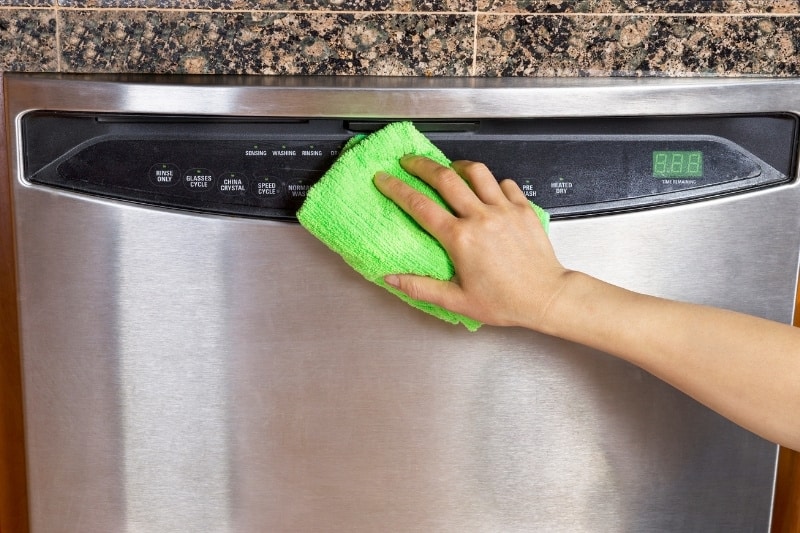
[1,1,799,75]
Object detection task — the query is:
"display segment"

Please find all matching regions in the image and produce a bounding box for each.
[653,150,703,178]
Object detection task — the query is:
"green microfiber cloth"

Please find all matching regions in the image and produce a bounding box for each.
[297,122,550,332]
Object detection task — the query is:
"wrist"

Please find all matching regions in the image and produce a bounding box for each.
[532,270,601,339]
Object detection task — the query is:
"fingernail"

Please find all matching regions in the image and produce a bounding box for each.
[374,171,390,182]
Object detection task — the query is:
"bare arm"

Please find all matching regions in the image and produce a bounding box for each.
[374,155,800,451]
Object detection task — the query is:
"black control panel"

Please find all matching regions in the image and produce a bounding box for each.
[55,138,342,218]
[22,113,798,219]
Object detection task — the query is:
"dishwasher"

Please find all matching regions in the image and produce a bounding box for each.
[6,73,800,532]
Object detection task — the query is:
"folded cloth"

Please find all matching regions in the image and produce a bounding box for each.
[297,121,549,331]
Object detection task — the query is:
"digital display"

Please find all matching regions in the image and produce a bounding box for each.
[653,151,703,178]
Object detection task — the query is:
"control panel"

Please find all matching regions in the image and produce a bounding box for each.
[22,113,797,219]
[57,138,344,218]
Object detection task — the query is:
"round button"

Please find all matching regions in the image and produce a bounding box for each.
[517,178,540,199]
[252,174,283,201]
[286,178,313,207]
[217,171,248,196]
[149,163,180,187]
[183,168,214,192]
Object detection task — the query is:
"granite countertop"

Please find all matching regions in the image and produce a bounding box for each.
[0,0,799,75]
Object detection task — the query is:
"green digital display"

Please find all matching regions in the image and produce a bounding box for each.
[653,150,703,178]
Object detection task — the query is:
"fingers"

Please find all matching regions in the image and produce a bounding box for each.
[400,155,521,208]
[384,273,468,315]
[374,156,531,246]
[375,155,557,328]
[398,155,482,215]
[499,178,531,205]
[373,171,454,239]
[450,160,507,205]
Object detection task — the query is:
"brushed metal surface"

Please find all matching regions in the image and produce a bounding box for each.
[8,74,800,532]
[6,73,800,120]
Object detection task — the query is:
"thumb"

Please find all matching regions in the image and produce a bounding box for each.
[383,274,465,312]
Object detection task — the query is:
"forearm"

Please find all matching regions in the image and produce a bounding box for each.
[542,271,800,449]
[375,156,800,450]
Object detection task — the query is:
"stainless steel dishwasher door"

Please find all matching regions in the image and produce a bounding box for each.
[9,75,800,532]
[14,180,795,532]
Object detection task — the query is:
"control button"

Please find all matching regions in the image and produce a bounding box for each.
[550,178,575,195]
[218,171,248,196]
[183,168,214,192]
[286,177,314,206]
[252,174,283,200]
[149,163,180,187]
[517,179,541,199]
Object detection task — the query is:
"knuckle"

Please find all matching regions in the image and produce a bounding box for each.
[430,167,462,188]
[384,175,406,194]
[459,161,490,176]
[447,223,478,251]
[401,278,425,301]
[405,189,433,215]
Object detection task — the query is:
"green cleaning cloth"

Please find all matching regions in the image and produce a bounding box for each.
[297,121,550,332]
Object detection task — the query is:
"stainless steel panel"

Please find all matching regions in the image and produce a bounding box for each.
[6,73,800,121]
[9,74,800,532]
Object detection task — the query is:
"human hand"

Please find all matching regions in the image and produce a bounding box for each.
[373,155,573,330]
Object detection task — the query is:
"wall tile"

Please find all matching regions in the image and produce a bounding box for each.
[1,0,797,76]
[52,0,800,10]
[0,10,57,70]
[0,1,53,5]
[57,0,476,11]
[477,0,800,14]
[475,15,800,76]
[57,0,413,10]
[59,10,475,74]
